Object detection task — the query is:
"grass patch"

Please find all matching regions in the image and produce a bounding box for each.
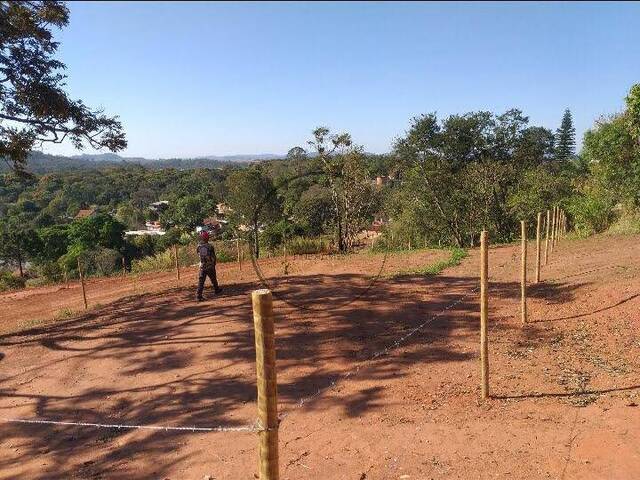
[56,307,76,319]
[387,247,468,278]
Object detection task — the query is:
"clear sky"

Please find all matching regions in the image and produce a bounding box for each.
[46,1,640,158]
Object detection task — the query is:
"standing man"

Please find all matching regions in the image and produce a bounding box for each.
[196,230,222,301]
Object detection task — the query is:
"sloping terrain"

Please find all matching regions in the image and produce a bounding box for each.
[0,236,638,479]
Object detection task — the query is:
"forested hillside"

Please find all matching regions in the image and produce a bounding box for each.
[1,85,639,290]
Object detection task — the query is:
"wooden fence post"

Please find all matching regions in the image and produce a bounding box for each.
[551,207,557,252]
[237,238,242,271]
[544,209,550,265]
[173,244,180,284]
[535,212,542,283]
[252,289,280,480]
[77,257,88,310]
[521,220,527,324]
[122,256,126,277]
[283,243,288,276]
[480,230,489,400]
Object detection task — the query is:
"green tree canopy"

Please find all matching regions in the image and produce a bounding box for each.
[226,166,280,257]
[555,109,576,160]
[0,1,126,173]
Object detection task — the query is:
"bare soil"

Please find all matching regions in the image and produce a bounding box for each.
[0,236,638,479]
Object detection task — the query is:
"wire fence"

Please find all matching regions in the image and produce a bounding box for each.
[2,217,618,442]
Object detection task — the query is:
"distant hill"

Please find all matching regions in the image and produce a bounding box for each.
[1,151,286,174]
[69,152,283,163]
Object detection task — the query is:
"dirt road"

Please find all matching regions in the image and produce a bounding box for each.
[0,236,638,479]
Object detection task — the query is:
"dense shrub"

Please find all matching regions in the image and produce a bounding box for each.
[0,270,26,291]
[567,193,615,237]
[285,236,332,255]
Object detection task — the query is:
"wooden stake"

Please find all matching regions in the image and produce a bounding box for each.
[173,244,180,283]
[550,207,557,252]
[122,256,126,276]
[480,230,489,400]
[521,220,527,324]
[544,209,550,265]
[283,243,288,276]
[535,212,542,283]
[252,289,280,480]
[237,238,242,271]
[77,258,88,310]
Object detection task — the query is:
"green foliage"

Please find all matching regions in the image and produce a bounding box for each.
[226,166,281,257]
[389,248,468,277]
[67,214,125,251]
[261,219,301,251]
[567,192,615,237]
[36,224,70,263]
[584,113,640,207]
[507,166,571,221]
[0,270,26,291]
[0,220,41,275]
[130,241,234,274]
[555,109,576,160]
[0,1,126,173]
[307,127,379,251]
[391,109,558,246]
[161,194,216,231]
[34,261,64,283]
[284,237,332,255]
[606,210,640,236]
[625,83,640,141]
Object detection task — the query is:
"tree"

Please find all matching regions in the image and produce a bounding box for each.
[0,219,40,276]
[293,184,333,236]
[67,214,125,251]
[307,127,376,252]
[161,194,215,232]
[0,2,126,173]
[226,166,280,258]
[555,109,576,160]
[626,83,640,142]
[286,146,307,161]
[36,224,70,262]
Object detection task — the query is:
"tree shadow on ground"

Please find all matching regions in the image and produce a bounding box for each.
[0,271,580,478]
[493,384,640,400]
[528,292,640,323]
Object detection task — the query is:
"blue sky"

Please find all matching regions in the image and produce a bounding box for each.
[47,1,640,158]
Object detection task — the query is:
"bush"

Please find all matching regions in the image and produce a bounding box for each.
[132,243,199,273]
[567,193,615,237]
[284,236,332,255]
[606,209,640,235]
[90,248,123,276]
[34,261,64,283]
[0,270,26,291]
[58,246,123,277]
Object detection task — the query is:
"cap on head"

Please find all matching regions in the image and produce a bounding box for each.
[199,230,209,242]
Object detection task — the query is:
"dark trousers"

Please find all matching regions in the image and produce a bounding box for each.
[197,266,219,298]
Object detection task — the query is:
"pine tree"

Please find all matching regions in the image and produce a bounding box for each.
[555,109,576,160]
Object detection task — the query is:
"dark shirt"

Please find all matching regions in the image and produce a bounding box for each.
[196,241,216,270]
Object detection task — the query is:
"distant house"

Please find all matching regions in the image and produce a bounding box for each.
[124,220,166,237]
[196,217,229,236]
[373,176,396,188]
[75,208,97,220]
[149,201,170,214]
[216,202,233,216]
[371,217,387,232]
[145,221,164,232]
[125,229,165,237]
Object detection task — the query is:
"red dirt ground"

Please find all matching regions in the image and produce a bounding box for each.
[0,236,638,479]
